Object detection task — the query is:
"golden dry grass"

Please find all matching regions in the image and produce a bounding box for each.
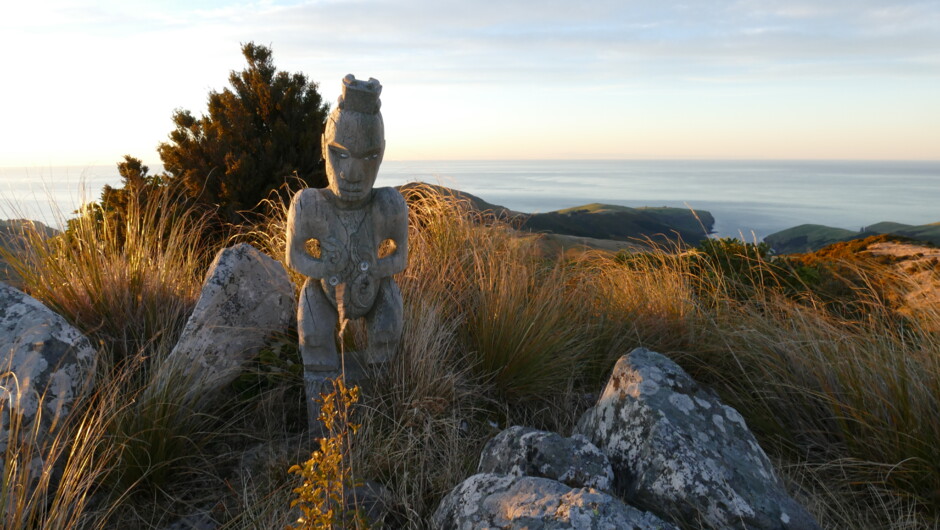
[2,184,213,365]
[1,183,938,528]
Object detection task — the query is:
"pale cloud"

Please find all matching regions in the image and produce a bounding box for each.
[8,0,937,83]
[0,0,937,165]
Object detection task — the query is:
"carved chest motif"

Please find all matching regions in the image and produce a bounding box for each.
[321,203,380,319]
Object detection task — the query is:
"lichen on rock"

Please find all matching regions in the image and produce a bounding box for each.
[432,473,677,530]
[478,425,614,491]
[575,347,820,529]
[0,281,96,478]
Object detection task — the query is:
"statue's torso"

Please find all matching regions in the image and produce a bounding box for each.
[299,188,395,319]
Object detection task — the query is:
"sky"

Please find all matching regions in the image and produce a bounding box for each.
[1,0,938,167]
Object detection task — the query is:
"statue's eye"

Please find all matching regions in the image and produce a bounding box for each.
[338,152,350,159]
[368,153,379,160]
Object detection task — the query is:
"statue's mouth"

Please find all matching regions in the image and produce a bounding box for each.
[332,171,376,200]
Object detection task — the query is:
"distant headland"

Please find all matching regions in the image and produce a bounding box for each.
[397,183,715,249]
[765,222,940,254]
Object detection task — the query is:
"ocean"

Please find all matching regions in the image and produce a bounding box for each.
[2,160,937,240]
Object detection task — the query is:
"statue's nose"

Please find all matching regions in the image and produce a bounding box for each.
[343,159,365,182]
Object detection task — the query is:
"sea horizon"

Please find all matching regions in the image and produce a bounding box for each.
[2,159,938,241]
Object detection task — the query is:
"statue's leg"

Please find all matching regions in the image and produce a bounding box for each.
[365,277,403,366]
[298,278,339,434]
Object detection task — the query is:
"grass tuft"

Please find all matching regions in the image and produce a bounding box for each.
[1,183,215,366]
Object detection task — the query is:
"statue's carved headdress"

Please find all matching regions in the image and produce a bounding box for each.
[338,74,382,114]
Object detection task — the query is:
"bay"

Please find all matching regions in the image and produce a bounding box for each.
[2,160,938,240]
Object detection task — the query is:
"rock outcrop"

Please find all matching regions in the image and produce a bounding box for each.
[166,244,294,397]
[478,425,613,491]
[434,426,674,529]
[435,348,820,529]
[0,282,95,470]
[433,473,678,530]
[575,347,819,529]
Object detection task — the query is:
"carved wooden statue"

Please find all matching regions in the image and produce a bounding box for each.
[286,75,408,429]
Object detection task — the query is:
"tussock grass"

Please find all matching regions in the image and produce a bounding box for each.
[691,290,940,512]
[573,248,701,382]
[1,188,235,527]
[401,184,592,403]
[1,383,114,529]
[461,243,585,400]
[352,297,490,526]
[1,184,214,365]
[2,182,939,527]
[0,339,222,529]
[103,357,220,495]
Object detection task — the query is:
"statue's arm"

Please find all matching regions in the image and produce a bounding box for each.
[375,188,409,278]
[285,190,334,279]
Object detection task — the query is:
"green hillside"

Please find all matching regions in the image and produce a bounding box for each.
[396,182,518,217]
[766,221,940,254]
[864,221,911,233]
[523,204,713,245]
[884,222,940,245]
[397,183,714,245]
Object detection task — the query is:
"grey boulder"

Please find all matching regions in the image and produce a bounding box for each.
[478,425,614,491]
[432,473,677,530]
[165,243,295,396]
[575,347,819,529]
[0,282,95,464]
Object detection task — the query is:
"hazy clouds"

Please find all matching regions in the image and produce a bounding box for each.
[9,0,938,81]
[1,0,937,164]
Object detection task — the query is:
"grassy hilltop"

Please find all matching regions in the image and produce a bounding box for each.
[397,183,715,248]
[522,202,713,245]
[1,186,939,528]
[766,221,940,254]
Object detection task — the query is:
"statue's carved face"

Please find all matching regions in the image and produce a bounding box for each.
[323,110,385,206]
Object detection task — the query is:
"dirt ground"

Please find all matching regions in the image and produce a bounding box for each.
[865,241,940,329]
